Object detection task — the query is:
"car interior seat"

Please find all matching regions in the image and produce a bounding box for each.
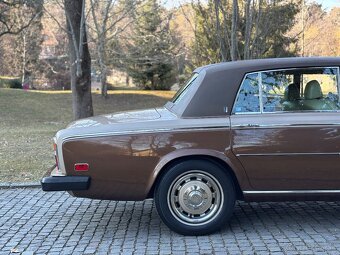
[302,80,338,110]
[282,83,301,111]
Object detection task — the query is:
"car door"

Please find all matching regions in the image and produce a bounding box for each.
[230,67,340,191]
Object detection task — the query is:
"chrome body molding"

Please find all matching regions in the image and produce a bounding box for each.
[258,72,264,114]
[243,190,340,195]
[232,122,340,129]
[50,166,66,177]
[61,126,229,142]
[237,152,340,157]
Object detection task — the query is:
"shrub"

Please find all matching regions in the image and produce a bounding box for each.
[38,57,70,90]
[0,78,22,89]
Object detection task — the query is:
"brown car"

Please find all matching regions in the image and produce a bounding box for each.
[42,57,340,235]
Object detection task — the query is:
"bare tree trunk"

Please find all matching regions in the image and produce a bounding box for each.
[244,0,252,59]
[21,32,26,85]
[151,75,155,90]
[219,2,232,59]
[301,0,305,57]
[214,0,227,61]
[100,67,108,96]
[89,0,133,97]
[252,0,262,58]
[98,38,108,97]
[231,0,238,61]
[64,0,93,120]
[90,0,110,98]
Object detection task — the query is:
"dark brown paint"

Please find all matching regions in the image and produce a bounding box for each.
[64,129,250,200]
[231,112,340,190]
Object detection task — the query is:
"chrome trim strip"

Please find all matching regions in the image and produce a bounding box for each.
[237,152,340,157]
[61,126,229,142]
[243,190,340,195]
[337,67,340,102]
[232,122,340,129]
[231,72,261,114]
[233,111,261,115]
[234,110,340,115]
[258,72,264,114]
[261,110,340,114]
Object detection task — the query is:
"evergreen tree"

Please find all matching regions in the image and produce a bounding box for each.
[125,0,176,90]
[192,0,299,66]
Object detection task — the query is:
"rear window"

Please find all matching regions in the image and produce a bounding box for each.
[171,73,199,104]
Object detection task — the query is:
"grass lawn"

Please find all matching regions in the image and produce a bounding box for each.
[0,88,175,182]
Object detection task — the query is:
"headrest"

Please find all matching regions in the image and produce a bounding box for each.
[284,84,300,101]
[305,80,323,100]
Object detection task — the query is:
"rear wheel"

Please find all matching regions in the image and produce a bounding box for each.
[154,159,236,235]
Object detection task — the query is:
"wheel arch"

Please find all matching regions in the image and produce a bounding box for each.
[147,153,244,200]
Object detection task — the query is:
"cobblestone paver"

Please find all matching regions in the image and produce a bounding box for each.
[0,188,340,254]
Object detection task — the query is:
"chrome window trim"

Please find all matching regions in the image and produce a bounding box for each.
[258,72,264,114]
[171,72,199,104]
[243,190,340,195]
[232,66,340,115]
[232,111,262,115]
[233,110,340,115]
[337,66,340,102]
[232,72,261,114]
[232,122,340,129]
[260,109,340,114]
[237,152,340,157]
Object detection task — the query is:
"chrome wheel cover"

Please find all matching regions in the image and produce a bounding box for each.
[167,170,224,226]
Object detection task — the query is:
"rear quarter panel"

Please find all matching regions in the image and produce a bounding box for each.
[63,127,249,200]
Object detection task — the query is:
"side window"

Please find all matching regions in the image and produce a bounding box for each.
[233,73,260,113]
[233,67,340,114]
[261,67,340,112]
[261,71,295,112]
[301,68,340,110]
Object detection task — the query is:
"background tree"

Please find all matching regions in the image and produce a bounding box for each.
[89,0,136,97]
[0,0,43,83]
[0,0,40,38]
[64,0,93,119]
[16,0,43,86]
[191,0,299,66]
[289,3,339,57]
[190,2,216,66]
[124,0,178,90]
[39,0,70,90]
[0,0,338,96]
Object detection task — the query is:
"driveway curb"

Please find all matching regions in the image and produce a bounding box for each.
[0,182,41,189]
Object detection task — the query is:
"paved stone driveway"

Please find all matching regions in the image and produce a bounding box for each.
[0,188,340,255]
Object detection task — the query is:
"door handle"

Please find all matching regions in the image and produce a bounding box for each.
[247,124,259,127]
[234,124,260,128]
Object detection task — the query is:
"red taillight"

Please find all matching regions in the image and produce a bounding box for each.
[74,163,89,171]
